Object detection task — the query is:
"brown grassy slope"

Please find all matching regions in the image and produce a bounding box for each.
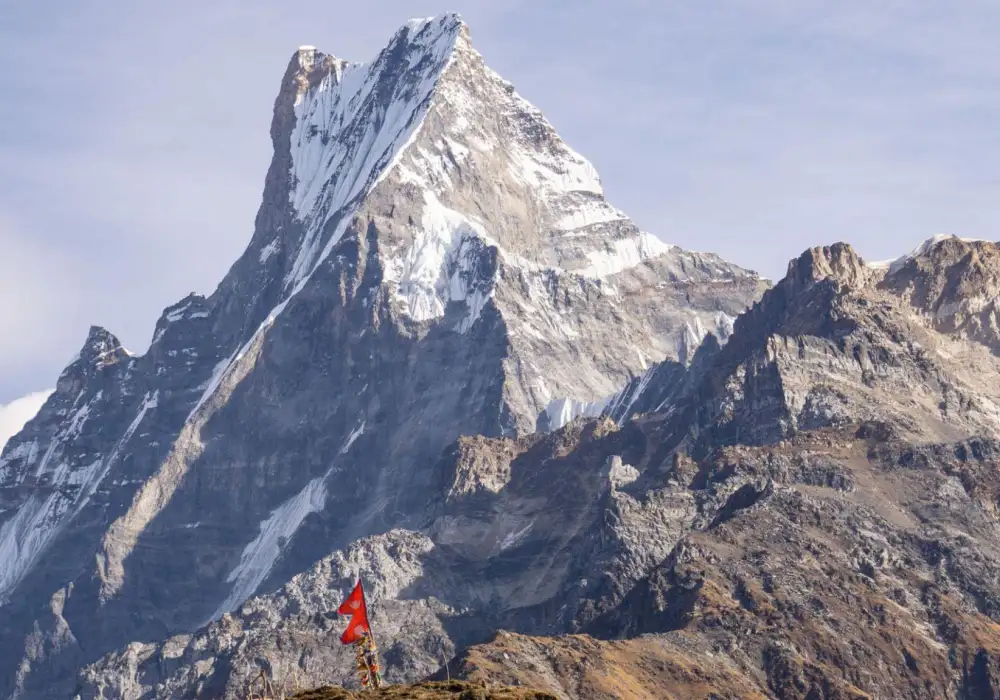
[291,680,556,699]
[453,631,771,700]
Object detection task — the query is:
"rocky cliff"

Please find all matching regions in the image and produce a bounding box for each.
[77,235,1000,699]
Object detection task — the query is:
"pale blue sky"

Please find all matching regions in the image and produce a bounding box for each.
[1,0,998,405]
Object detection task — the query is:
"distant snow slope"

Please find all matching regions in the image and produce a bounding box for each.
[0,391,52,454]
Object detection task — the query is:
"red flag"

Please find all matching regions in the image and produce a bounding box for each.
[337,580,371,644]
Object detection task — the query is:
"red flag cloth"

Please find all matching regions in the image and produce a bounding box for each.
[337,581,371,644]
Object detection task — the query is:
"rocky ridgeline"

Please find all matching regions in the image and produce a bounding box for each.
[77,235,1000,699]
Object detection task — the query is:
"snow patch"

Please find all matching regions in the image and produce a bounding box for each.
[189,354,241,420]
[405,16,440,32]
[507,129,604,197]
[153,299,211,343]
[554,198,628,232]
[383,191,495,329]
[714,311,737,341]
[606,366,658,424]
[498,522,533,552]
[340,421,366,454]
[679,312,735,363]
[164,298,204,324]
[0,441,40,483]
[285,17,462,292]
[634,348,649,371]
[578,233,671,278]
[542,395,612,432]
[61,390,102,445]
[258,238,280,264]
[0,391,157,604]
[210,419,366,620]
[679,317,707,364]
[210,477,327,620]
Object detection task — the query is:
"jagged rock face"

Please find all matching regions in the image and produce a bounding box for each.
[75,418,697,698]
[0,14,762,700]
[596,429,1000,699]
[879,235,1000,355]
[79,280,1000,699]
[80,236,1000,700]
[608,238,1000,452]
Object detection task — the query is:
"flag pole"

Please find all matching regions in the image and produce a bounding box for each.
[360,578,379,648]
[360,577,384,689]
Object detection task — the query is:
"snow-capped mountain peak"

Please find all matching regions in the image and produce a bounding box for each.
[281,15,466,293]
[264,13,682,311]
[0,16,764,697]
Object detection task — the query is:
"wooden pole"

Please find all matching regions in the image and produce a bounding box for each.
[359,578,384,689]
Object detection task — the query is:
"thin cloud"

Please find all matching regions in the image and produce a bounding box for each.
[0,390,53,455]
